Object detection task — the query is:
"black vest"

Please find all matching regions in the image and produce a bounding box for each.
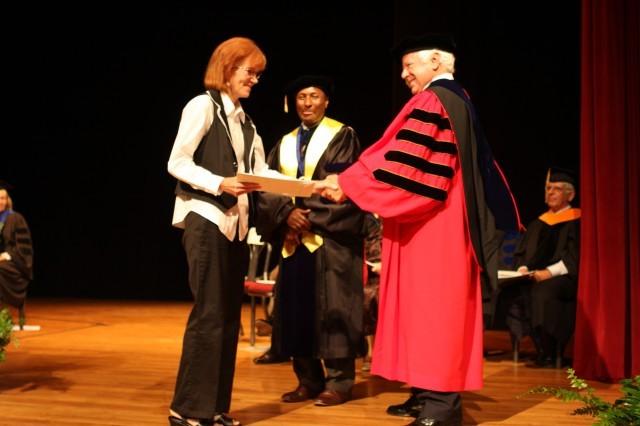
[175,89,256,211]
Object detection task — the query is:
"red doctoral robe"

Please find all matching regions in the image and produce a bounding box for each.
[340,84,484,391]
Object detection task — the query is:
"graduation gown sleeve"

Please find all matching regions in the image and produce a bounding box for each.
[303,127,365,242]
[339,91,458,223]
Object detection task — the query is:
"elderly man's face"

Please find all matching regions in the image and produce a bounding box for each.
[401,51,438,95]
[545,182,574,212]
[295,86,329,127]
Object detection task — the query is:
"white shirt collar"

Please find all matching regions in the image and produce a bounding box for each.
[221,92,245,123]
[423,72,454,90]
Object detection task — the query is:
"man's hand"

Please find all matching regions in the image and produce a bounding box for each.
[220,177,261,196]
[286,208,311,232]
[532,269,552,282]
[316,174,347,203]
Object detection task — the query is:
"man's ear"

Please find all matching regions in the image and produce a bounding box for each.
[431,52,441,70]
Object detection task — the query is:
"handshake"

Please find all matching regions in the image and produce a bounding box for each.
[312,174,347,203]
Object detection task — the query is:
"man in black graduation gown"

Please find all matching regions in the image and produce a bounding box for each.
[514,167,581,366]
[0,181,33,311]
[255,75,365,406]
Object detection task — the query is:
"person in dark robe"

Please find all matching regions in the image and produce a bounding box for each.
[255,75,366,406]
[0,181,33,311]
[318,34,521,426]
[514,167,580,367]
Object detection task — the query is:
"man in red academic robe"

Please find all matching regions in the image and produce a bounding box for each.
[320,34,521,426]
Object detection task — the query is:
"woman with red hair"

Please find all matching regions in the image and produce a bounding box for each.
[167,37,268,426]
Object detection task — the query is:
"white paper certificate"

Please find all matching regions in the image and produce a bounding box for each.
[237,172,314,198]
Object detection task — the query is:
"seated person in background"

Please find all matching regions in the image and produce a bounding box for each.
[514,167,580,367]
[0,181,33,310]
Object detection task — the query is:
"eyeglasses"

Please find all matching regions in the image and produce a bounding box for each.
[234,66,262,81]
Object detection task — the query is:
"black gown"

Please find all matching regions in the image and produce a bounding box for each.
[0,211,33,307]
[513,211,580,344]
[255,124,366,359]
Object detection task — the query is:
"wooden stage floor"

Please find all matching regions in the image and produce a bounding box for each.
[0,299,620,425]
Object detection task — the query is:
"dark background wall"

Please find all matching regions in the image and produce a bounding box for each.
[3,1,579,300]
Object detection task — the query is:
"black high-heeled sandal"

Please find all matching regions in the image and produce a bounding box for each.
[168,415,213,426]
[213,413,241,426]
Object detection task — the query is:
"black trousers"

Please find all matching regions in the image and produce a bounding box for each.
[171,212,249,419]
[293,357,356,393]
[530,275,577,342]
[413,387,462,423]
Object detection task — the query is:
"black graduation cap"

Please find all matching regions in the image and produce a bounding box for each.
[283,74,334,113]
[0,180,13,191]
[391,33,457,59]
[546,167,577,187]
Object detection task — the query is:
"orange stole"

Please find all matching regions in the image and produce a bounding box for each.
[538,208,581,226]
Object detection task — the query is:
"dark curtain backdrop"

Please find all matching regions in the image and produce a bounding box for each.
[574,0,640,381]
[3,2,581,300]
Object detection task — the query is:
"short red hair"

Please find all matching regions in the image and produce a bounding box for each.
[204,37,267,91]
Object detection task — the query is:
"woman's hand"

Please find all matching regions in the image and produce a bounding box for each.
[220,177,261,196]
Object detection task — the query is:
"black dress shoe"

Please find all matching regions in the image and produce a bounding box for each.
[530,353,555,368]
[314,389,351,406]
[387,394,424,417]
[169,415,213,426]
[407,408,462,426]
[253,350,289,364]
[407,415,462,426]
[282,384,322,402]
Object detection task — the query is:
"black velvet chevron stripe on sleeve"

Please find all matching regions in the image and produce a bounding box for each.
[373,169,448,201]
[407,109,451,130]
[396,129,457,155]
[384,150,454,178]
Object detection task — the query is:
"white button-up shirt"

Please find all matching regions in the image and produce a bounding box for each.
[545,205,572,277]
[167,92,268,241]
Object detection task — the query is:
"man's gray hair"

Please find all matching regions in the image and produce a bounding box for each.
[417,49,456,73]
[562,182,576,194]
